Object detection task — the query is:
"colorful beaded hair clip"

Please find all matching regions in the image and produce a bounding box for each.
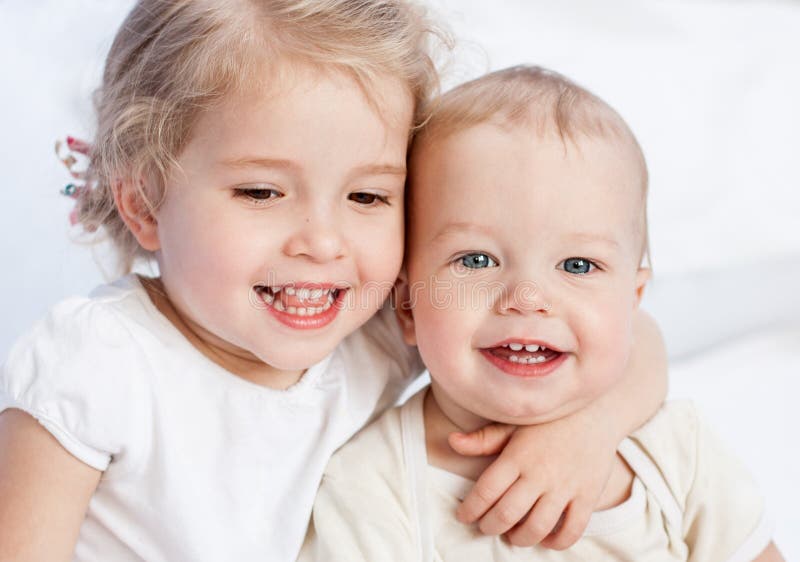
[55,136,95,230]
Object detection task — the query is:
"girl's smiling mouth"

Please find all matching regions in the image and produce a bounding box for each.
[254,283,350,329]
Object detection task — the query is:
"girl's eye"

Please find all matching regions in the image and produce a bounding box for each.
[458,253,498,269]
[560,257,596,275]
[349,192,389,206]
[235,187,282,204]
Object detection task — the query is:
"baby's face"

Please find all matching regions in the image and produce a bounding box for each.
[403,123,649,425]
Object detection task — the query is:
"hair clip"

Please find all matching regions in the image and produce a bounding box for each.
[55,136,94,229]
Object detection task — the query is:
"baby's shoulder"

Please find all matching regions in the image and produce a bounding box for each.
[626,401,701,504]
[325,401,407,482]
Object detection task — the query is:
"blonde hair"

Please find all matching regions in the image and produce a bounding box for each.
[413,65,651,265]
[75,0,448,274]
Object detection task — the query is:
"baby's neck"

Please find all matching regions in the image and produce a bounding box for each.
[421,386,636,511]
[422,388,497,481]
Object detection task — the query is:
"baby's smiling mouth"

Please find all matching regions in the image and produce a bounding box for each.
[484,342,563,365]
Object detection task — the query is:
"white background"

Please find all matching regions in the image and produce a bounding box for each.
[1,1,798,558]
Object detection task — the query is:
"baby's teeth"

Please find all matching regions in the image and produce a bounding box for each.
[261,291,274,304]
[287,306,297,314]
[509,355,519,363]
[297,307,307,316]
[310,289,324,299]
[525,344,540,352]
[296,288,310,299]
[509,343,523,351]
[322,300,332,311]
[273,300,285,312]
[285,287,296,296]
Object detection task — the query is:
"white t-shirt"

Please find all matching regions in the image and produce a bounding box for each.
[302,390,773,562]
[0,274,420,561]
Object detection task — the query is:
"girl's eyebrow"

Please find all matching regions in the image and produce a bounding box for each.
[352,163,407,176]
[218,157,300,171]
[217,158,406,177]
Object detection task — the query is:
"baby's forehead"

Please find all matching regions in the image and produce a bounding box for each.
[407,123,648,260]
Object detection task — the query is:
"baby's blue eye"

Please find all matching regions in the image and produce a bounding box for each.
[459,253,497,269]
[561,257,594,275]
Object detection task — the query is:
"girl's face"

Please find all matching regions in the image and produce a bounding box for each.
[150,65,412,379]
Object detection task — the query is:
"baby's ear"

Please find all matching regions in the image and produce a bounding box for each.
[113,177,160,252]
[634,267,652,308]
[394,269,417,346]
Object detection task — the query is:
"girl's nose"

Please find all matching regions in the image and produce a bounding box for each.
[282,216,347,264]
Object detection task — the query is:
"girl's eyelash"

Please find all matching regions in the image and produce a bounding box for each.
[348,192,391,206]
[233,187,282,205]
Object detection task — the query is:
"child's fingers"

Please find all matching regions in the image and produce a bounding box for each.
[539,500,593,550]
[476,477,541,535]
[449,423,515,457]
[456,461,519,523]
[504,493,566,547]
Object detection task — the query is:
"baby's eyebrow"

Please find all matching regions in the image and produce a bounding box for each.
[432,221,494,244]
[564,232,621,249]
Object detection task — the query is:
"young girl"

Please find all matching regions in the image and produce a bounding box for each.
[0,3,667,561]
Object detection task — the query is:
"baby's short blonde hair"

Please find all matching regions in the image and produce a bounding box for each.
[76,0,448,274]
[412,65,650,265]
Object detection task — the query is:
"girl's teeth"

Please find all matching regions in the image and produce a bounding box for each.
[285,287,296,296]
[273,300,285,312]
[508,355,547,364]
[502,342,548,352]
[310,289,324,299]
[261,291,274,304]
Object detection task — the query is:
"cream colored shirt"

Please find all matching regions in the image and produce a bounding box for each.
[301,390,772,562]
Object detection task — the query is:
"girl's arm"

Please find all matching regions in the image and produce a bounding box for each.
[452,309,667,549]
[0,409,101,562]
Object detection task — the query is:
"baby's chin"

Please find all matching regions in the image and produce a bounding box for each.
[469,394,594,427]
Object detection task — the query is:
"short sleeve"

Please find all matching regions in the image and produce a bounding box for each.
[682,406,772,562]
[0,297,152,471]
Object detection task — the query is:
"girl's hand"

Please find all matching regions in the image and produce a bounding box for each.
[450,408,616,549]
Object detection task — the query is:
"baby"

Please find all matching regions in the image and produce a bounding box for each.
[302,66,782,561]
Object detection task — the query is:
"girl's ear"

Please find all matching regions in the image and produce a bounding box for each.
[394,269,417,346]
[634,267,652,307]
[112,178,160,252]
